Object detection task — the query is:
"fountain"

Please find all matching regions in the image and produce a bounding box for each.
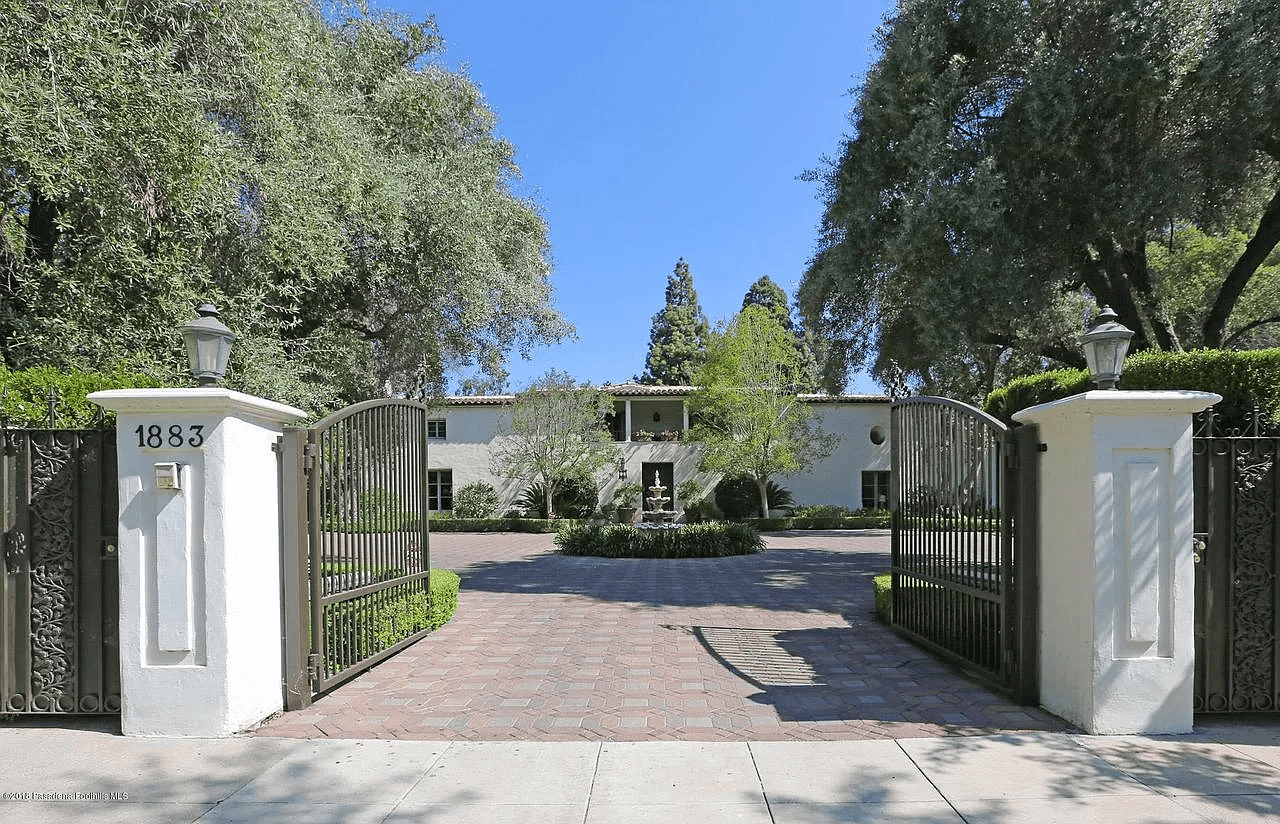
[642,471,676,523]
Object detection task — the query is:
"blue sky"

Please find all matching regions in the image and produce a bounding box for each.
[396,1,896,393]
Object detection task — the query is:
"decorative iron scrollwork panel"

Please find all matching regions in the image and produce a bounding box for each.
[27,432,78,712]
[1229,440,1277,711]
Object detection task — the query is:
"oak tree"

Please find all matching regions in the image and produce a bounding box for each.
[800,0,1280,400]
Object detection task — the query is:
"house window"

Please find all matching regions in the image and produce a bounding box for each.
[427,419,446,439]
[428,469,453,511]
[861,471,890,511]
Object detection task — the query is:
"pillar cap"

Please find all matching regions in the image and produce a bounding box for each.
[1012,390,1221,425]
[88,388,306,426]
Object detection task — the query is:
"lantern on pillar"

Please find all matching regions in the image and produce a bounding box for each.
[1080,306,1134,390]
[180,303,236,386]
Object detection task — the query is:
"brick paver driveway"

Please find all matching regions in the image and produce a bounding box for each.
[253,530,1067,741]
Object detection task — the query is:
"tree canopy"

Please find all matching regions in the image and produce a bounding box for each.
[488,370,619,519]
[688,306,839,517]
[0,0,569,411]
[740,276,821,392]
[640,258,709,386]
[799,0,1280,400]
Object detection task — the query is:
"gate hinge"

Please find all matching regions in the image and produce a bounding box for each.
[303,443,319,473]
[307,653,323,681]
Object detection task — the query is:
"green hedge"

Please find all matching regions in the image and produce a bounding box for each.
[730,514,892,531]
[427,518,583,533]
[984,348,1280,428]
[873,573,892,622]
[323,569,460,671]
[554,522,765,558]
[427,515,891,534]
[0,365,164,427]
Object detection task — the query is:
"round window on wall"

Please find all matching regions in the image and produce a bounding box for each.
[869,425,886,445]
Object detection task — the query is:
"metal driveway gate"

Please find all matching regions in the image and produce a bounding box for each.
[280,399,431,708]
[0,428,119,714]
[1193,407,1280,713]
[890,397,1039,703]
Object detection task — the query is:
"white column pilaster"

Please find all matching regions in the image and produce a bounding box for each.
[1014,390,1219,734]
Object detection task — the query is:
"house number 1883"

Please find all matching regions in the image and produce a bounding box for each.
[134,424,205,449]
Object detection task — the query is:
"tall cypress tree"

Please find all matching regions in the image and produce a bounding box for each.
[741,276,820,391]
[640,258,710,385]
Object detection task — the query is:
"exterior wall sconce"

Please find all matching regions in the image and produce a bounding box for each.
[1080,306,1134,390]
[652,412,661,422]
[618,458,628,480]
[180,302,236,386]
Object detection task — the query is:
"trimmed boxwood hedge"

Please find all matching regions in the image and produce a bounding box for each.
[984,348,1280,428]
[427,515,891,534]
[323,569,460,670]
[554,522,765,558]
[730,514,892,532]
[427,517,583,533]
[873,573,892,622]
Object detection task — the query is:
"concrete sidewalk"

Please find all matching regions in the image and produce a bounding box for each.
[2,722,1279,823]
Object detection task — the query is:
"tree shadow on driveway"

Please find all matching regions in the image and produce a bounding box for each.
[444,537,1068,732]
[453,544,886,616]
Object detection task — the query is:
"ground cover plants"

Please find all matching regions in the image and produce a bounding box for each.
[554,522,764,558]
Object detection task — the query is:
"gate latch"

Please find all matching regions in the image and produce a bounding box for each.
[307,653,323,682]
[1192,533,1207,564]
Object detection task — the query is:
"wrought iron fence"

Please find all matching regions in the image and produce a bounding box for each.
[1193,406,1280,713]
[0,424,119,714]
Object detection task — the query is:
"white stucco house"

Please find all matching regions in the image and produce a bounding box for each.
[425,383,892,517]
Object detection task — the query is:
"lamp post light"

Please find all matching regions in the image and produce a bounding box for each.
[180,302,236,386]
[1080,306,1134,390]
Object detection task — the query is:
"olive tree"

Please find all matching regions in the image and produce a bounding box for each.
[489,370,620,518]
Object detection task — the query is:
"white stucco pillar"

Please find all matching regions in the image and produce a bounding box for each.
[1014,390,1219,734]
[624,400,633,442]
[89,388,306,737]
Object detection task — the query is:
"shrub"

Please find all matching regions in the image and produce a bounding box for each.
[517,474,598,518]
[452,481,500,519]
[427,517,581,533]
[322,569,460,672]
[0,365,164,427]
[983,348,1280,430]
[554,522,765,558]
[732,512,892,531]
[612,482,644,509]
[873,573,891,622]
[983,369,1091,425]
[793,504,858,519]
[714,476,795,518]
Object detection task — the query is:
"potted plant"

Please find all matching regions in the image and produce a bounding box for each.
[632,429,654,442]
[658,429,680,441]
[613,482,643,523]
